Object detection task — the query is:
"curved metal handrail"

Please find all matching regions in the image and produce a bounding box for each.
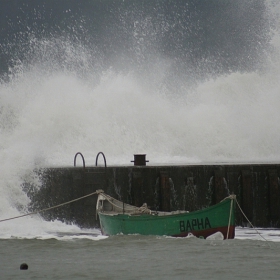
[95,152,107,168]
[74,152,85,168]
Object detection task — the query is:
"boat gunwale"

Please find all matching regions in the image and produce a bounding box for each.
[97,195,235,220]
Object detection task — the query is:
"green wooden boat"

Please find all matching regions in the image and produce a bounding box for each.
[96,191,236,239]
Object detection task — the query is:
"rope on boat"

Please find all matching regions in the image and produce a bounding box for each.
[0,191,101,223]
[220,194,236,202]
[98,192,152,214]
[98,192,129,211]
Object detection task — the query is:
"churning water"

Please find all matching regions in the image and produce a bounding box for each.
[0,1,280,278]
[1,229,280,280]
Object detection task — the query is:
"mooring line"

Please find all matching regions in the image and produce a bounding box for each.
[0,191,99,223]
[235,198,269,243]
[0,190,273,244]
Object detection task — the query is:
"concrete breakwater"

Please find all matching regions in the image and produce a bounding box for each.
[24,163,280,229]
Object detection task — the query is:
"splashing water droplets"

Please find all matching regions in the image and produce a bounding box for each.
[1,1,280,238]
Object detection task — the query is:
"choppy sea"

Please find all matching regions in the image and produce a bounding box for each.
[1,228,280,280]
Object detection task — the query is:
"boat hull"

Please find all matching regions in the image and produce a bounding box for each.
[98,197,235,239]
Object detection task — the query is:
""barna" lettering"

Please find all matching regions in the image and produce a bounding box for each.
[179,217,211,232]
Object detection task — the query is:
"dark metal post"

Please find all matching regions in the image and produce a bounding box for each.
[131,154,149,166]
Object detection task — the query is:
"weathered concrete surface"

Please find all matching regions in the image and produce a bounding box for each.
[24,164,280,228]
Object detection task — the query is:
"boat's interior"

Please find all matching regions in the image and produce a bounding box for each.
[97,194,189,216]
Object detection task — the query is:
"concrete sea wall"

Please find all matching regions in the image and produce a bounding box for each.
[24,163,280,229]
